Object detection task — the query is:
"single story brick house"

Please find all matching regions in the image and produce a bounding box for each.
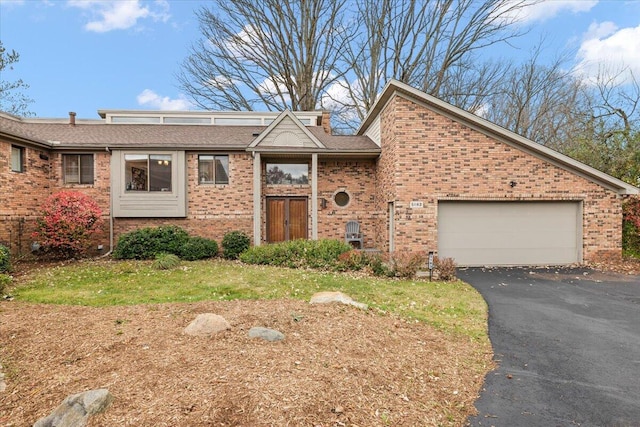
[1,80,638,265]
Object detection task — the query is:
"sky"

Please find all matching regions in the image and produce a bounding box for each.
[1,0,639,120]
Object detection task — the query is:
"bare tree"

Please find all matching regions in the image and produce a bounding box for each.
[0,41,33,117]
[331,0,533,130]
[176,0,353,112]
[482,43,589,148]
[561,67,640,186]
[178,0,534,132]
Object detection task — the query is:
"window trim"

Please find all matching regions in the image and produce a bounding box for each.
[63,153,95,185]
[10,145,24,172]
[198,154,230,185]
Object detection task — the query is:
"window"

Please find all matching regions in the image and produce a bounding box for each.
[125,154,172,192]
[63,154,94,184]
[11,145,24,172]
[198,155,229,184]
[334,191,350,207]
[266,163,308,185]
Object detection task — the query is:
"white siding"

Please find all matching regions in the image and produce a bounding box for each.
[364,115,381,146]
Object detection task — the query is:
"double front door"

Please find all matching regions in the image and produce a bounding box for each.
[266,197,308,242]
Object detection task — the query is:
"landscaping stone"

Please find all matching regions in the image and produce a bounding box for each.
[309,291,368,310]
[184,313,231,337]
[248,327,285,342]
[33,388,113,427]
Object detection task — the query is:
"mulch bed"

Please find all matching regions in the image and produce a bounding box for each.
[0,299,492,426]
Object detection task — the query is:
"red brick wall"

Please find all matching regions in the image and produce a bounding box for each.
[317,159,379,248]
[0,142,112,256]
[375,95,623,262]
[0,140,52,255]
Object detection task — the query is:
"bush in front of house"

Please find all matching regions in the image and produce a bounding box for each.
[240,239,352,269]
[32,191,103,259]
[152,253,181,270]
[113,225,190,260]
[113,225,219,261]
[435,256,457,281]
[0,273,11,295]
[623,197,640,257]
[178,236,219,261]
[0,244,11,273]
[387,250,428,278]
[222,231,251,260]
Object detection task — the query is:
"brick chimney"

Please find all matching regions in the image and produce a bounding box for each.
[321,111,331,134]
[69,112,76,126]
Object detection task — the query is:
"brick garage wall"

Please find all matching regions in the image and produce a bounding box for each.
[0,140,52,256]
[378,95,623,262]
[372,100,400,252]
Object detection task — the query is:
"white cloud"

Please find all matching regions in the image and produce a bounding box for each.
[574,22,640,84]
[67,0,170,33]
[497,0,597,25]
[137,89,192,110]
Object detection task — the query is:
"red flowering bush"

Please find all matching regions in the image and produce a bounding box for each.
[623,196,640,256]
[32,191,103,259]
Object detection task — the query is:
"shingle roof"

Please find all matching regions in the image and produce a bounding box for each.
[0,112,379,153]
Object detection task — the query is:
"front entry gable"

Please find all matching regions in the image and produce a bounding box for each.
[249,110,326,150]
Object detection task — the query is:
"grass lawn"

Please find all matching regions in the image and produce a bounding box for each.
[2,258,493,426]
[12,258,488,340]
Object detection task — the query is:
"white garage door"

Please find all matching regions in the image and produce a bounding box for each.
[438,201,581,266]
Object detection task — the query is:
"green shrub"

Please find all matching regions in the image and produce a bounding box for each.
[365,252,393,277]
[152,253,181,270]
[222,231,251,260]
[0,244,10,273]
[113,226,190,260]
[240,239,352,269]
[178,237,219,261]
[0,273,11,295]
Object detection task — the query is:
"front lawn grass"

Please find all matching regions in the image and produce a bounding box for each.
[11,258,488,341]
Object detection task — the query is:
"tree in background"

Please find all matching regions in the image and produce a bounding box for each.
[177,0,529,132]
[559,68,640,187]
[0,41,33,116]
[177,0,352,112]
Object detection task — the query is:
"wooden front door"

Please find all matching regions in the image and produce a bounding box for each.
[267,197,308,242]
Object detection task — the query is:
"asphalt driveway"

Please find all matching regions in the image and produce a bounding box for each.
[458,267,640,427]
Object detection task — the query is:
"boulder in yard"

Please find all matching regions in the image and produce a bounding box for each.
[309,291,368,310]
[33,388,113,427]
[248,327,285,342]
[184,313,231,337]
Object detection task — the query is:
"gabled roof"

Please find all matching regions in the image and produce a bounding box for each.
[358,79,639,195]
[249,110,326,150]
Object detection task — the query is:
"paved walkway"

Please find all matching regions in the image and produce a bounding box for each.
[459,267,640,427]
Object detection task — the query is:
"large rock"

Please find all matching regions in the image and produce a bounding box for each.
[248,327,285,342]
[33,388,113,427]
[309,291,368,310]
[184,313,231,337]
